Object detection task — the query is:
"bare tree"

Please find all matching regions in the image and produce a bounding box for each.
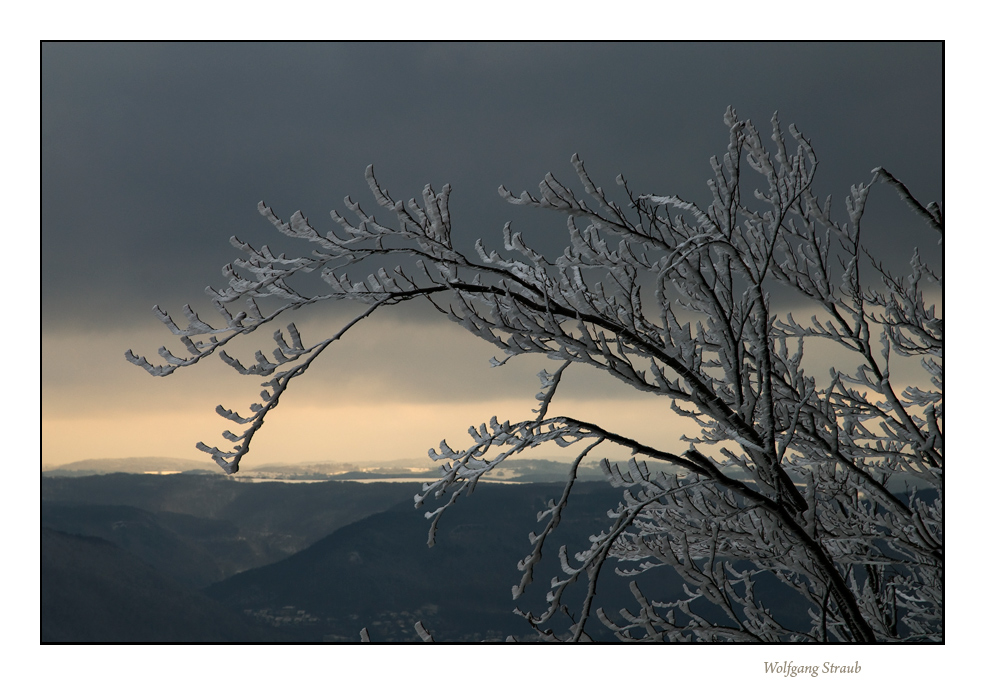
[127,108,942,642]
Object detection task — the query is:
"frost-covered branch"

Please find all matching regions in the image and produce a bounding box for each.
[129,108,941,642]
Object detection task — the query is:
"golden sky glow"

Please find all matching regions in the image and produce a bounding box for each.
[42,291,939,472]
[42,307,697,470]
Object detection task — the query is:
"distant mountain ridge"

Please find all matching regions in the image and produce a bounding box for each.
[43,456,214,475]
[43,456,610,482]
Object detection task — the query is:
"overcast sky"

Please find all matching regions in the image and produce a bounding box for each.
[41,42,943,469]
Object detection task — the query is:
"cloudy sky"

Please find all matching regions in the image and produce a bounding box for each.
[41,42,943,471]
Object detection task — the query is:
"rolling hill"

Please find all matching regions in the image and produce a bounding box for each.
[41,527,280,642]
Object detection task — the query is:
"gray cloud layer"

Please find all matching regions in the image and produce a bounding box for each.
[43,42,942,333]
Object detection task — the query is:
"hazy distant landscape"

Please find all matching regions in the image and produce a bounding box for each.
[43,457,924,642]
[42,455,611,483]
[43,458,678,642]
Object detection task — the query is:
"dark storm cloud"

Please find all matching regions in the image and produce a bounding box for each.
[42,42,942,332]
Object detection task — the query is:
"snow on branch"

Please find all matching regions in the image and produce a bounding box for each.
[129,108,941,643]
